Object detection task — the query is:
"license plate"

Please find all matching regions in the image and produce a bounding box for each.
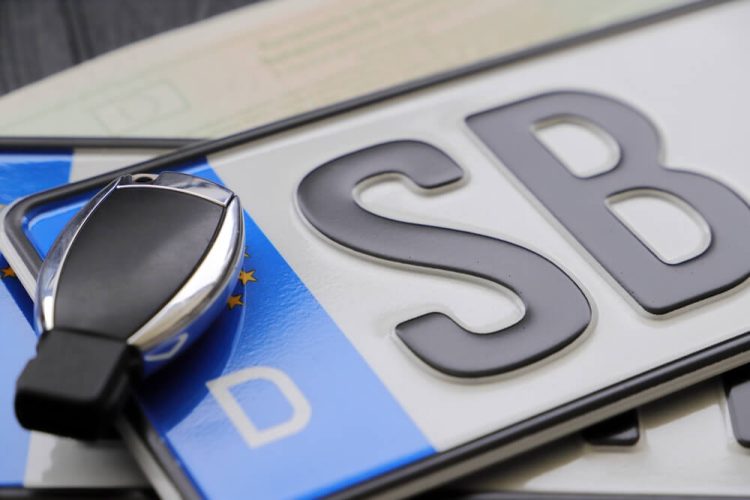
[0,139,188,491]
[2,3,749,498]
[462,368,750,498]
[3,162,748,500]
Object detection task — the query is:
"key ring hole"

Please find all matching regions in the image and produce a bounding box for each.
[132,173,157,184]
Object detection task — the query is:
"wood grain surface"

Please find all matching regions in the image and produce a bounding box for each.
[0,0,261,96]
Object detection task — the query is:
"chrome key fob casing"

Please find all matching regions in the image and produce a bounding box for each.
[16,172,244,439]
[37,171,245,371]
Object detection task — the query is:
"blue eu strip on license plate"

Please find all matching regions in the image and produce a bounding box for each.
[3,2,750,498]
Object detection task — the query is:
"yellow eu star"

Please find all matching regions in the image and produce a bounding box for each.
[238,269,256,285]
[227,294,244,309]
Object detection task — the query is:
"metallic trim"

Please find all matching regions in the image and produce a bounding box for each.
[36,177,124,333]
[116,171,235,207]
[128,196,244,354]
[36,171,244,367]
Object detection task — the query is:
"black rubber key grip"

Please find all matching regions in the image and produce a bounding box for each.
[54,187,223,340]
[15,329,134,439]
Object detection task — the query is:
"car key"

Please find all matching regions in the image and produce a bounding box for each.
[15,171,244,439]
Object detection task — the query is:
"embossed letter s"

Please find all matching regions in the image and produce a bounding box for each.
[297,141,591,378]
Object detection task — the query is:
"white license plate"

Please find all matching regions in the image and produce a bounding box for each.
[2,3,749,498]
[463,368,750,498]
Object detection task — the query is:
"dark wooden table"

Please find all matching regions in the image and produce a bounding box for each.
[0,0,261,96]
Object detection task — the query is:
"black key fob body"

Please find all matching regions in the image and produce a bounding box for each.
[16,172,244,439]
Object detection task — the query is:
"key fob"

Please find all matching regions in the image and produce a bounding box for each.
[15,172,244,439]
